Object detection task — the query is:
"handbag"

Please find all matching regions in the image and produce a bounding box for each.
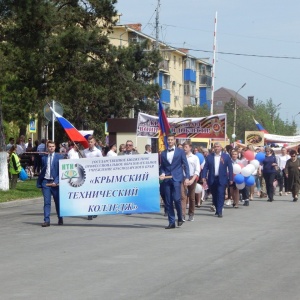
[19,167,28,181]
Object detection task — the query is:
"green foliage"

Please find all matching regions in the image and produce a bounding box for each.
[0,179,41,202]
[0,0,161,140]
[182,105,210,117]
[224,97,296,140]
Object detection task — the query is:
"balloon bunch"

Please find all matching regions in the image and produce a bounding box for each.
[233,150,265,190]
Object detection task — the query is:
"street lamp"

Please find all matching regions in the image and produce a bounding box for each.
[292,112,300,122]
[271,103,281,128]
[233,83,246,140]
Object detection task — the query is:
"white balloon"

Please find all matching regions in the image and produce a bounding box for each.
[250,159,260,170]
[247,164,256,174]
[241,165,253,177]
[236,182,245,190]
[233,164,242,175]
[195,183,202,194]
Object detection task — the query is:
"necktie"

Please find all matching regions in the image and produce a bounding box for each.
[49,154,53,178]
[168,148,174,152]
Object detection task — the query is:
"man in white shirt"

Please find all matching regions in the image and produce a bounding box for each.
[67,142,80,159]
[83,136,102,220]
[276,147,291,195]
[83,136,102,158]
[106,144,117,157]
[181,141,201,221]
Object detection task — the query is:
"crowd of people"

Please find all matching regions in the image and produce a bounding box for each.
[5,133,300,229]
[159,135,300,229]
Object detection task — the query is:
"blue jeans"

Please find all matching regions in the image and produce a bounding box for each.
[42,179,60,223]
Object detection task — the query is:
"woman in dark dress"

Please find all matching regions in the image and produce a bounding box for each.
[262,147,278,202]
[285,149,300,202]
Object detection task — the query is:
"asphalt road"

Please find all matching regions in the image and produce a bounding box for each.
[1,193,300,300]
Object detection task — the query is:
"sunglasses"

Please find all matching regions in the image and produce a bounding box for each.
[126,144,133,146]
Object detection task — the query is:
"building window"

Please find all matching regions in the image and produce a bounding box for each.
[199,64,206,75]
[173,56,176,69]
[162,74,170,89]
[185,58,196,71]
[184,82,196,96]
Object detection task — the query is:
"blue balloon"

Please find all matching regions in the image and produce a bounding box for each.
[255,152,265,163]
[195,152,204,164]
[244,175,255,186]
[234,174,245,184]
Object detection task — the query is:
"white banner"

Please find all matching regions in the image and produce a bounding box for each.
[59,154,160,216]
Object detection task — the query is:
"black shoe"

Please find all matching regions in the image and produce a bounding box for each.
[177,220,184,227]
[218,214,223,218]
[87,216,93,220]
[165,224,175,229]
[293,198,298,202]
[58,218,63,225]
[243,200,249,206]
[92,215,97,218]
[41,222,50,227]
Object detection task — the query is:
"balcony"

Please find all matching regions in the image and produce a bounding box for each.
[199,75,212,87]
[159,60,169,72]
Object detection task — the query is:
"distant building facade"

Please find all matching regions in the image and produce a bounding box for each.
[108,22,212,114]
[213,87,253,114]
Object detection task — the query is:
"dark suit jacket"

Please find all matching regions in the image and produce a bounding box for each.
[202,152,233,186]
[160,148,190,182]
[37,153,64,187]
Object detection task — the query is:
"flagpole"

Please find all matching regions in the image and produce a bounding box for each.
[52,100,55,141]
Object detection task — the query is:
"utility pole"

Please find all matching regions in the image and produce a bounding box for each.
[233,83,246,141]
[155,0,160,50]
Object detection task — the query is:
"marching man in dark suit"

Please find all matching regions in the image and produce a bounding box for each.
[159,134,190,229]
[37,140,64,227]
[202,142,233,218]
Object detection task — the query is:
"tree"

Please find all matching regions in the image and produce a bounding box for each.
[224,97,297,141]
[182,104,210,118]
[0,1,161,139]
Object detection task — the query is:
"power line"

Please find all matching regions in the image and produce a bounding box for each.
[220,57,300,89]
[186,48,300,60]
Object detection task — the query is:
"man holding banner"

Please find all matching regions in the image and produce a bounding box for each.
[37,140,64,227]
[159,134,190,229]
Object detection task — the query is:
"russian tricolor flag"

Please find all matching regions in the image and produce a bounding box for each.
[49,106,89,148]
[253,117,269,133]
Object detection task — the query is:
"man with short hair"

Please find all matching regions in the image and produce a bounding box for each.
[144,144,152,154]
[106,144,117,157]
[6,137,14,151]
[83,136,102,220]
[25,137,32,149]
[37,140,64,227]
[118,140,139,155]
[181,141,200,222]
[83,136,102,158]
[202,142,233,218]
[37,139,47,154]
[159,134,190,229]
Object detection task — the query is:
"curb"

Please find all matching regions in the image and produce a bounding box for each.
[0,197,43,208]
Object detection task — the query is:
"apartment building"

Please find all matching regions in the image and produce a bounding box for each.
[109,23,212,114]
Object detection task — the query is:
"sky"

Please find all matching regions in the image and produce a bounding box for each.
[115,0,300,131]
